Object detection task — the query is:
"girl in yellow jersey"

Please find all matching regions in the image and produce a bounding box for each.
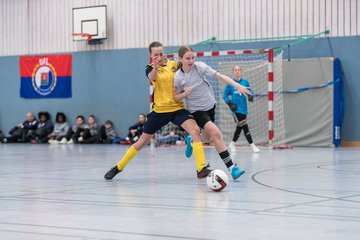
[104,42,211,180]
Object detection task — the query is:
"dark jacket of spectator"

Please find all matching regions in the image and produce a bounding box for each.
[30,112,53,143]
[6,113,38,143]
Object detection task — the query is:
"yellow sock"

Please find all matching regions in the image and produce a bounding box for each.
[192,142,206,172]
[117,145,139,171]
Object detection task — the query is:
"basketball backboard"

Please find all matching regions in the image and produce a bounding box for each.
[72,5,107,42]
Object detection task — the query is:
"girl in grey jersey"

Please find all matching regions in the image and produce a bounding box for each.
[174,46,251,180]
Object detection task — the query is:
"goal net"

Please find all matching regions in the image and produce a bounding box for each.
[152,49,285,147]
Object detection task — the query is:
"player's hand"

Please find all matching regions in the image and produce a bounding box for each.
[227,103,237,111]
[226,101,236,111]
[230,104,237,111]
[248,95,254,102]
[235,84,251,96]
[153,56,162,69]
[183,87,192,97]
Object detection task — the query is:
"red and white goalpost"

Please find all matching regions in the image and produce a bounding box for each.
[267,49,275,145]
[150,48,285,147]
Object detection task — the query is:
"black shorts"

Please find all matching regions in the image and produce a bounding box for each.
[234,113,247,126]
[235,113,247,122]
[191,105,216,129]
[143,109,193,134]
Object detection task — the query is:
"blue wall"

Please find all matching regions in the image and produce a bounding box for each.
[0,49,149,137]
[0,36,359,141]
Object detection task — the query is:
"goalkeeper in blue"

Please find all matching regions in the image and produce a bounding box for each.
[223,65,260,153]
[174,46,251,181]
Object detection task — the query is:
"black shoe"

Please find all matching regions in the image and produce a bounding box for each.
[197,164,213,179]
[104,166,121,180]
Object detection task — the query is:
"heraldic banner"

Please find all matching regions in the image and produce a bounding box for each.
[20,55,72,98]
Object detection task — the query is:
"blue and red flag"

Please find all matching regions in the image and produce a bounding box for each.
[20,55,72,98]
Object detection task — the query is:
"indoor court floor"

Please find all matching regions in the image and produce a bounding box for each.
[0,144,359,240]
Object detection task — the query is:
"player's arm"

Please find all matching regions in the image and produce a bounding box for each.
[245,80,254,102]
[147,66,157,81]
[147,56,162,80]
[173,73,191,101]
[214,72,251,96]
[174,87,192,101]
[223,85,237,111]
[197,61,249,96]
[223,84,231,103]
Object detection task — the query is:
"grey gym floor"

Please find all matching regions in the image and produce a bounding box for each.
[0,144,359,240]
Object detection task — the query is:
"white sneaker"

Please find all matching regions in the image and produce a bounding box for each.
[229,141,237,152]
[250,143,260,153]
[50,140,59,145]
[78,137,83,142]
[59,138,67,144]
[67,139,74,144]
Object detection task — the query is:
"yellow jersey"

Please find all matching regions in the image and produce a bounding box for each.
[145,60,184,113]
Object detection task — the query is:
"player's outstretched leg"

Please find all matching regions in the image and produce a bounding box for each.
[104,133,153,180]
[181,119,212,179]
[203,122,245,180]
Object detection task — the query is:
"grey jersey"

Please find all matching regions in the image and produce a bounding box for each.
[174,61,217,113]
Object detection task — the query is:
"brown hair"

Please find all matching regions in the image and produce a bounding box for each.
[88,115,96,121]
[148,41,163,53]
[76,115,84,121]
[232,64,242,71]
[177,45,194,69]
[104,120,113,126]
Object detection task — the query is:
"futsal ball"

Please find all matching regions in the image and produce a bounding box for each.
[206,170,229,192]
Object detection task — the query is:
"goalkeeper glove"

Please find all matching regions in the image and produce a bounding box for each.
[227,101,238,112]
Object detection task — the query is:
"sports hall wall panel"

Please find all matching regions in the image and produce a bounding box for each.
[0,36,359,143]
[1,0,360,56]
[0,49,149,138]
[282,58,335,147]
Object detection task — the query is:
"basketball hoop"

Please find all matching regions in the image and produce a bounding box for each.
[72,33,103,45]
[72,33,93,42]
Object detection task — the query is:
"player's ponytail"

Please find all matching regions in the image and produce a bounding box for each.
[177,45,194,69]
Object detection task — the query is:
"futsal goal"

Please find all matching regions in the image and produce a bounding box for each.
[151,48,285,148]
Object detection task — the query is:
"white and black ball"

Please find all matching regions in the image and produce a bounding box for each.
[206,170,229,192]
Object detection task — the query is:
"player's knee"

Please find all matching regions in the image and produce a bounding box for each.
[188,126,201,137]
[135,133,152,146]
